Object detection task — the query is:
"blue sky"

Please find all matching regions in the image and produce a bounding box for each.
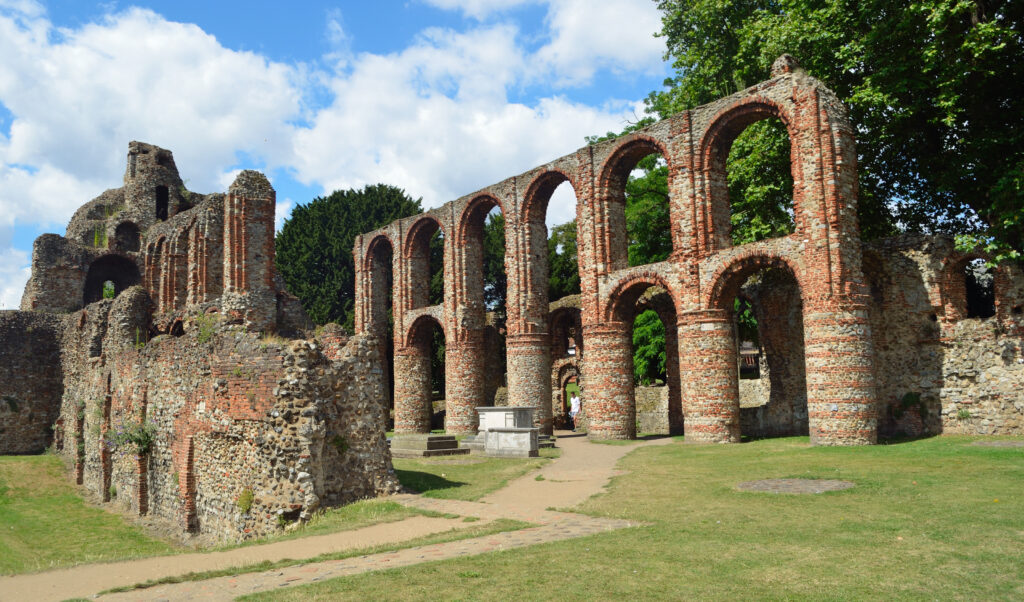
[0,0,670,307]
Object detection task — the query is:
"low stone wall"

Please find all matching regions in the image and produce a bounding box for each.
[56,287,400,541]
[635,385,669,434]
[0,311,64,454]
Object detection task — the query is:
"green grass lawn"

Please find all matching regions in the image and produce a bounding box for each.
[393,448,559,501]
[245,435,1024,601]
[0,455,178,574]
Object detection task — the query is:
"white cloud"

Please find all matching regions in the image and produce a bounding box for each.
[275,198,294,233]
[533,0,665,87]
[0,6,304,229]
[421,0,536,20]
[0,246,29,309]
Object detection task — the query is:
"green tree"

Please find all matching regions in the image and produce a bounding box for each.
[652,0,1024,255]
[632,309,667,384]
[483,212,507,319]
[548,220,581,301]
[625,154,673,265]
[275,184,423,329]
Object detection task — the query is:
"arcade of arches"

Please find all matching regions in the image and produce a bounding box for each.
[354,57,1024,445]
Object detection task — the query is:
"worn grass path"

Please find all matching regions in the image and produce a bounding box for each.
[0,432,666,601]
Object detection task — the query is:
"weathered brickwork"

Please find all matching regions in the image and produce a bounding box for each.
[55,292,399,540]
[1,143,400,540]
[355,56,879,445]
[0,311,64,453]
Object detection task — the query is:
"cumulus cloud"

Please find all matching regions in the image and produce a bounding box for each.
[0,1,666,284]
[0,246,29,309]
[533,0,665,86]
[0,5,304,228]
[421,0,536,20]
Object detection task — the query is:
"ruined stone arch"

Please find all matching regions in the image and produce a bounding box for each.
[363,233,396,337]
[454,193,508,318]
[83,253,142,306]
[705,252,805,312]
[114,221,141,253]
[939,252,1005,321]
[402,215,445,310]
[603,271,680,323]
[697,97,800,253]
[522,169,579,226]
[394,312,446,434]
[403,312,447,349]
[594,134,675,272]
[456,194,507,245]
[548,305,582,357]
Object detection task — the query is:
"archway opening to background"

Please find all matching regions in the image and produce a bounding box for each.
[717,263,807,439]
[368,237,395,414]
[601,140,672,271]
[964,258,995,319]
[83,255,141,306]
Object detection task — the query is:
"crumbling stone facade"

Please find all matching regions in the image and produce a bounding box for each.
[355,56,1023,445]
[1,143,400,539]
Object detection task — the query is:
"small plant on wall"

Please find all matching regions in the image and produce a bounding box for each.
[109,420,157,455]
[236,487,255,514]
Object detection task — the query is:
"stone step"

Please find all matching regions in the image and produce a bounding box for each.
[390,447,471,458]
[389,434,460,451]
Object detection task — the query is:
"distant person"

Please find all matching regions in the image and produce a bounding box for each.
[569,392,581,431]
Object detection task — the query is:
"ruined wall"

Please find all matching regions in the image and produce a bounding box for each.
[56,288,399,540]
[0,311,65,453]
[635,385,669,434]
[865,236,1024,437]
[356,55,879,445]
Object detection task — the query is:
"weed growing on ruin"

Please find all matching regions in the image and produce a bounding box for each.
[109,421,157,455]
[957,408,972,420]
[331,435,349,454]
[93,226,107,248]
[232,365,244,378]
[236,487,255,514]
[134,327,147,350]
[109,484,117,499]
[195,312,218,344]
[276,514,289,529]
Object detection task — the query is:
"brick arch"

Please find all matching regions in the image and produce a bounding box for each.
[363,233,396,336]
[522,169,579,227]
[705,252,804,312]
[83,253,142,306]
[595,134,674,272]
[548,305,582,356]
[697,97,799,252]
[939,252,1006,321]
[402,215,445,259]
[403,313,446,349]
[603,271,679,323]
[455,194,506,246]
[402,215,445,311]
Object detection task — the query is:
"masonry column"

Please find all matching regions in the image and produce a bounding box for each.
[803,299,878,445]
[445,329,485,435]
[222,170,276,332]
[506,333,553,434]
[678,310,740,443]
[393,346,431,434]
[582,321,635,439]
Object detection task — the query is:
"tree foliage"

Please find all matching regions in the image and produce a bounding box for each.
[275,184,423,329]
[632,309,667,385]
[482,212,507,318]
[548,220,581,301]
[652,0,1024,254]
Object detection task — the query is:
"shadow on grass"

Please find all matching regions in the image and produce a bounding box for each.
[394,469,468,494]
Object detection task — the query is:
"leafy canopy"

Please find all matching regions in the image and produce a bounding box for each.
[275,184,423,329]
[652,0,1024,255]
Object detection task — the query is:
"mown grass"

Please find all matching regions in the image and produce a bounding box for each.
[393,447,559,501]
[246,435,1024,601]
[103,518,531,594]
[0,455,177,574]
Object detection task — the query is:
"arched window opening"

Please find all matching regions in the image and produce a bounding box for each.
[602,140,672,270]
[725,118,794,245]
[407,218,444,310]
[550,307,582,358]
[155,186,169,221]
[429,229,444,305]
[545,181,580,303]
[964,259,995,319]
[368,237,395,413]
[625,154,671,267]
[722,265,807,439]
[114,222,141,253]
[608,282,682,436]
[83,255,141,306]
